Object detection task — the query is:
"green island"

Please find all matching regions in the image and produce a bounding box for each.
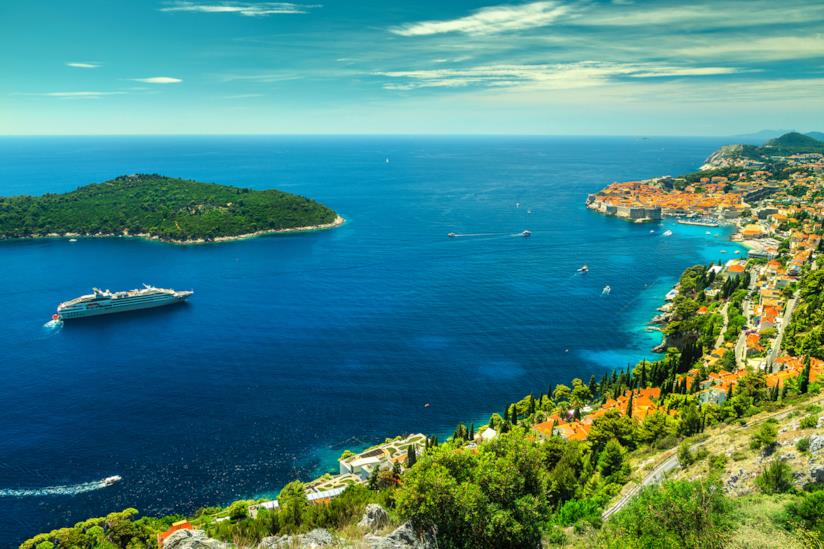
[0,174,342,244]
[19,138,824,549]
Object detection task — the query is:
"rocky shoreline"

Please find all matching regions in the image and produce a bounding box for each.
[0,215,346,246]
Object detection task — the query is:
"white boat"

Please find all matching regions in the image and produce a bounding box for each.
[521,230,531,237]
[705,231,711,235]
[649,229,655,234]
[515,202,520,208]
[602,285,611,295]
[734,250,740,254]
[720,249,727,253]
[527,209,532,214]
[663,229,673,236]
[447,232,457,238]
[385,157,390,164]
[102,476,122,486]
[68,238,78,242]
[577,264,589,273]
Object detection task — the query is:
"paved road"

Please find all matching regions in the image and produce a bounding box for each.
[601,394,824,520]
[713,302,730,350]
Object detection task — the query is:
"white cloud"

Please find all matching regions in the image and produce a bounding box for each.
[390,1,570,37]
[581,1,824,28]
[377,62,741,91]
[66,62,100,69]
[677,36,824,62]
[131,77,183,84]
[159,1,319,16]
[22,91,127,99]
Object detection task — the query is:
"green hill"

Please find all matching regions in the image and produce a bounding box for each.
[762,132,824,155]
[0,174,339,243]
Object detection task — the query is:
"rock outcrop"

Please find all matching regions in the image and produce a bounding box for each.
[259,528,336,548]
[164,529,232,549]
[358,504,390,532]
[366,522,437,549]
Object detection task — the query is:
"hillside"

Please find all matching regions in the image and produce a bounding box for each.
[0,174,340,243]
[702,132,824,170]
[762,132,824,155]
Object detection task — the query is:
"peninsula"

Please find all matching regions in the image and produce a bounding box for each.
[0,174,342,244]
[586,132,824,224]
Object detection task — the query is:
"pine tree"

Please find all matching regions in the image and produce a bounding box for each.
[640,361,647,387]
[510,405,518,426]
[368,464,380,489]
[589,375,597,397]
[528,395,536,416]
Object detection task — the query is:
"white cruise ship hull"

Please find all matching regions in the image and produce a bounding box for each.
[57,287,192,320]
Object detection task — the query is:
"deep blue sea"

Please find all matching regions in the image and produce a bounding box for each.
[0,136,745,544]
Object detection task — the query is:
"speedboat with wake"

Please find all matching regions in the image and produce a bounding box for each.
[103,476,122,486]
[577,264,589,273]
[521,230,531,237]
[663,229,673,237]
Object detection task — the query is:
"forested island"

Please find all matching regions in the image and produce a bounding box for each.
[0,174,342,244]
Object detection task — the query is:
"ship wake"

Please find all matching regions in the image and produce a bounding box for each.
[0,477,119,497]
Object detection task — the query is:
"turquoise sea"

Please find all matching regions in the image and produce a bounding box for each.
[0,136,745,543]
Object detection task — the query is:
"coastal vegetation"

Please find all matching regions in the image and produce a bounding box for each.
[0,174,339,243]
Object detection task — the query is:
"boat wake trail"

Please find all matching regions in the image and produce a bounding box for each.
[0,476,120,497]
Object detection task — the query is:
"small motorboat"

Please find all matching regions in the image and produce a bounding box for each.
[720,249,727,253]
[734,250,740,254]
[515,202,520,208]
[705,231,711,235]
[663,229,673,237]
[448,232,457,238]
[423,403,431,408]
[649,229,655,234]
[602,285,611,296]
[521,230,531,237]
[102,476,122,487]
[68,238,78,242]
[577,264,589,273]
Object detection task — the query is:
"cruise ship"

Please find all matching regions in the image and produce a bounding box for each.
[56,285,193,320]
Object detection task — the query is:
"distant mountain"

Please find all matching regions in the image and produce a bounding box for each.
[806,131,824,142]
[729,129,793,144]
[762,131,824,155]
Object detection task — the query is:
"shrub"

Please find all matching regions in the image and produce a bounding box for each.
[796,437,811,453]
[785,489,824,536]
[678,442,695,467]
[799,415,818,429]
[598,480,731,548]
[750,422,778,450]
[755,460,794,494]
[555,498,603,527]
[544,525,568,546]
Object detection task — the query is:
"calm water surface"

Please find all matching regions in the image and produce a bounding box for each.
[0,136,744,543]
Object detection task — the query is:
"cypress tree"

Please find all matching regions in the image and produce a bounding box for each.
[640,361,647,387]
[589,375,598,397]
[468,423,475,441]
[726,383,734,400]
[510,405,518,426]
[800,355,811,394]
[626,392,634,418]
[528,394,536,416]
[406,444,417,468]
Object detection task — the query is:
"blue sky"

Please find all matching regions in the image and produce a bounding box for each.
[1,0,823,135]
